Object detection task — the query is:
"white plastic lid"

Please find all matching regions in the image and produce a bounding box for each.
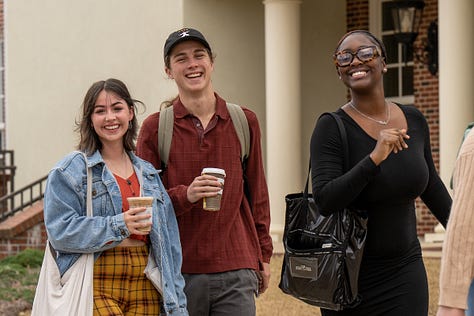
[201,167,226,177]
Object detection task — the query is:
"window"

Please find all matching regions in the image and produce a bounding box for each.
[370,0,415,104]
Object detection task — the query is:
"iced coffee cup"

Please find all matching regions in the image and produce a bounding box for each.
[127,196,154,232]
[201,168,226,211]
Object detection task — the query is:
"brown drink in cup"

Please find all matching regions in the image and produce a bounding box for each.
[201,168,226,211]
[127,196,154,232]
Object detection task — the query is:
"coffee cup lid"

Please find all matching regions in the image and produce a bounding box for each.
[202,167,226,177]
[127,196,154,201]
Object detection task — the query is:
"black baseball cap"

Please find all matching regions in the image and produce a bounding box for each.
[163,28,212,59]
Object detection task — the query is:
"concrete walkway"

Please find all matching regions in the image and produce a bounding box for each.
[420,240,443,258]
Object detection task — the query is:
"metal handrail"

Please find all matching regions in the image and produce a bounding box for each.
[0,175,48,221]
[0,150,15,195]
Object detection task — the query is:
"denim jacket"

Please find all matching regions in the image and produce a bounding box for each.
[43,150,188,315]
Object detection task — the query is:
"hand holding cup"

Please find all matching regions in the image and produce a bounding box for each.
[201,168,226,211]
[127,196,154,233]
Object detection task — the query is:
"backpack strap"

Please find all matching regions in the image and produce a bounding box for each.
[158,106,174,169]
[226,103,251,206]
[226,102,250,163]
[157,102,250,169]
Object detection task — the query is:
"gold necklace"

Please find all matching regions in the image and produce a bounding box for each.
[349,100,390,125]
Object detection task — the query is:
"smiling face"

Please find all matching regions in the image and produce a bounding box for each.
[165,40,214,95]
[91,90,134,149]
[335,32,386,92]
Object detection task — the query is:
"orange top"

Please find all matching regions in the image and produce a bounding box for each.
[114,172,149,244]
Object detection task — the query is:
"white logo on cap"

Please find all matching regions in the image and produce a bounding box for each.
[179,30,190,38]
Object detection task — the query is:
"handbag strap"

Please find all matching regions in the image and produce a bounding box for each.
[305,112,349,196]
[80,152,93,218]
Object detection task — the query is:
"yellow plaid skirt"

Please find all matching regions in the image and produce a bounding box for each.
[93,245,163,315]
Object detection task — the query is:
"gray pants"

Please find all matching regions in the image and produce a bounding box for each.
[183,269,259,316]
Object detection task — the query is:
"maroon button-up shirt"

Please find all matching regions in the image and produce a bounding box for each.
[136,94,272,273]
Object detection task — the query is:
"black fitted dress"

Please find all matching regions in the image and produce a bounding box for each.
[310,105,451,316]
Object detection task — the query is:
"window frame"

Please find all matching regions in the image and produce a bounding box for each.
[369,0,415,105]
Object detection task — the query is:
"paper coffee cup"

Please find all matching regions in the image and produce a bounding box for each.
[127,196,154,232]
[201,168,226,211]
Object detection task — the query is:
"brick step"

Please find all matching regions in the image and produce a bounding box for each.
[0,201,44,239]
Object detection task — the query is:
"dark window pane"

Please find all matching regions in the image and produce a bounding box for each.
[398,44,414,63]
[382,2,396,31]
[382,35,398,64]
[402,66,414,95]
[407,44,414,62]
[384,68,399,97]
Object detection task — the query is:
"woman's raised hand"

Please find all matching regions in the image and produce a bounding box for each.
[370,128,410,165]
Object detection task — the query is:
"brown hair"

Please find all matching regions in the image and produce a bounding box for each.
[76,78,144,154]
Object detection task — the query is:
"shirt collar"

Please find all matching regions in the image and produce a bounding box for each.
[173,93,229,120]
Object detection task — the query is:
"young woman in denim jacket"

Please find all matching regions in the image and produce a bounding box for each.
[43,78,188,315]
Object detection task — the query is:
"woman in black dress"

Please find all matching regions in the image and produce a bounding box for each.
[310,30,452,315]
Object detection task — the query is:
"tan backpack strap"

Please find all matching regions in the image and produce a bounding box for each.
[226,102,250,162]
[158,106,174,168]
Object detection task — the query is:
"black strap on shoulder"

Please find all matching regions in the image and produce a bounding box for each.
[326,112,349,172]
[304,112,349,197]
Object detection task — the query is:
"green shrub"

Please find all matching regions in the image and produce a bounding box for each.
[0,248,44,268]
[0,249,43,303]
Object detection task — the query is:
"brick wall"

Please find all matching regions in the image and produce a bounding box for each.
[347,0,369,30]
[0,202,47,259]
[346,0,441,236]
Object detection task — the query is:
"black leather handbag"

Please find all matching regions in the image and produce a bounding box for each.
[278,112,368,311]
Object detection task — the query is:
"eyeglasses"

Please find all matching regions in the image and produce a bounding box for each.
[333,46,380,67]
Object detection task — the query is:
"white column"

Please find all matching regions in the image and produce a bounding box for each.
[263,0,302,242]
[439,0,474,184]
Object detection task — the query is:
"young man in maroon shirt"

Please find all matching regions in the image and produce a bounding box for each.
[136,28,273,316]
